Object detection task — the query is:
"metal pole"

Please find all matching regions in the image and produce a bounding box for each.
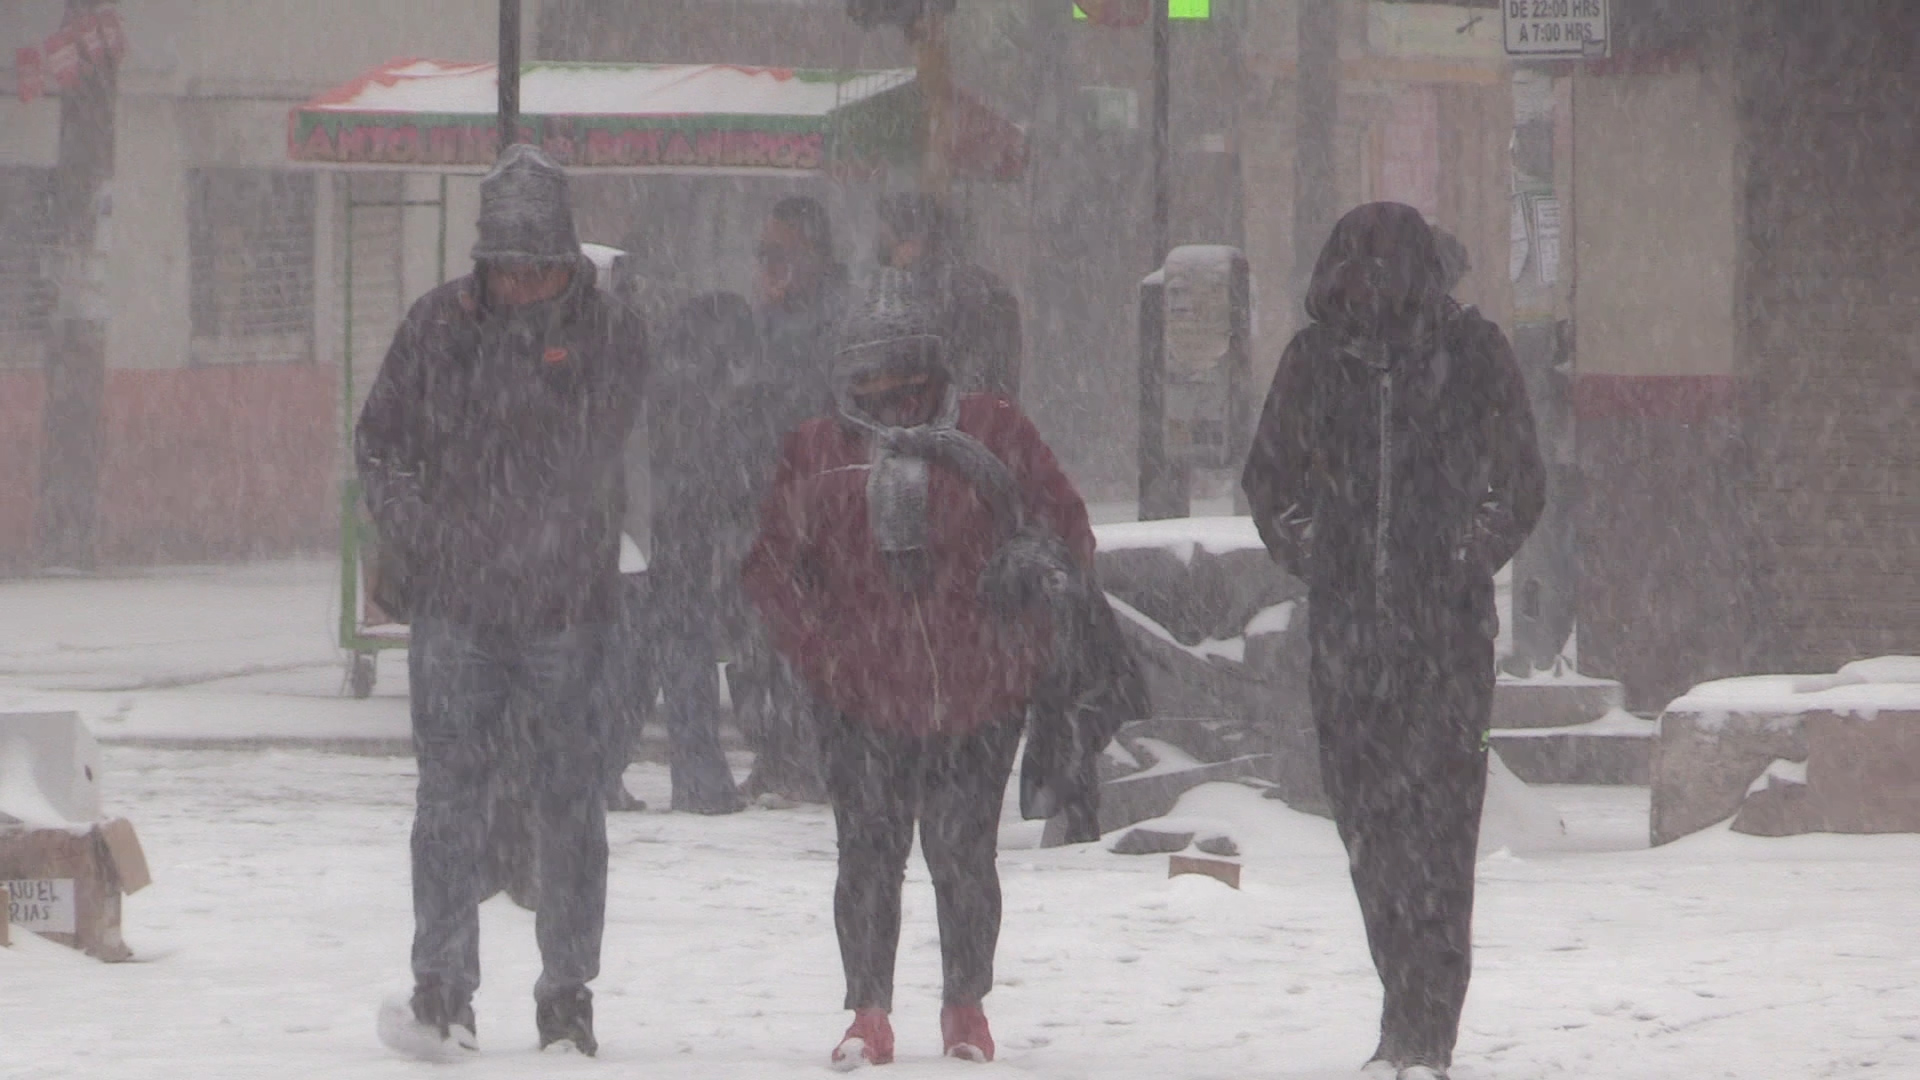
[1221,0,1247,255]
[1506,69,1576,676]
[37,0,118,570]
[339,186,359,651]
[436,174,449,284]
[916,9,953,199]
[1293,0,1339,305]
[1151,1,1171,268]
[1139,0,1187,520]
[498,0,521,150]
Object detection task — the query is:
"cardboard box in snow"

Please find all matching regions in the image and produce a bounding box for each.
[0,712,150,960]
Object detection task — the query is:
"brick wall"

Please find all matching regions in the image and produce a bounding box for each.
[1736,2,1920,671]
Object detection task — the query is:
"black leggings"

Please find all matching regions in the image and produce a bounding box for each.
[820,713,1023,1011]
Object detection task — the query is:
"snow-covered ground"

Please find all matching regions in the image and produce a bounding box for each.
[3,560,1919,1079]
[0,560,412,746]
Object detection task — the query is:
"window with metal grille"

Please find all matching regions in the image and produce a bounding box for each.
[187,168,316,363]
[0,168,57,370]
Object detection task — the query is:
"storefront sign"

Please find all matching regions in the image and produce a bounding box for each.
[291,114,830,171]
[32,7,125,92]
[15,48,42,104]
[1503,0,1609,58]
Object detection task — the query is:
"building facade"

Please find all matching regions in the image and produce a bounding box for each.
[0,0,541,569]
[1571,0,1920,705]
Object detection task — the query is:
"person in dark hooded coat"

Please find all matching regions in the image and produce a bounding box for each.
[356,144,640,1060]
[634,291,765,815]
[742,269,1093,1069]
[874,193,1023,401]
[731,195,850,803]
[1241,203,1545,1080]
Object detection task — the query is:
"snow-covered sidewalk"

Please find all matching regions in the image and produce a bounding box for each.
[0,560,410,748]
[4,560,1918,1079]
[3,747,1917,1080]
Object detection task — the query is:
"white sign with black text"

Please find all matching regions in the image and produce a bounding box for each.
[1503,0,1609,58]
[5,878,77,935]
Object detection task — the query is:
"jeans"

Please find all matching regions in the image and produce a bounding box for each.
[408,617,608,1002]
[820,713,1023,1011]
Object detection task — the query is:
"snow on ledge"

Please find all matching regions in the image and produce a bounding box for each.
[1746,758,1808,797]
[1092,516,1267,565]
[1497,667,1619,688]
[1244,601,1295,637]
[1106,594,1247,665]
[1665,657,1920,724]
[1494,708,1656,739]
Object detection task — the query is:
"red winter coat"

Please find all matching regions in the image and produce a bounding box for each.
[741,395,1094,737]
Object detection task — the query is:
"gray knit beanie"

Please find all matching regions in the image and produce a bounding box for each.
[835,267,947,391]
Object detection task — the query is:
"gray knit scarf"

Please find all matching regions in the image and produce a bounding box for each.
[839,388,974,590]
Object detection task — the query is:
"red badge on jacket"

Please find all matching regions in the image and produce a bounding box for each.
[543,346,568,365]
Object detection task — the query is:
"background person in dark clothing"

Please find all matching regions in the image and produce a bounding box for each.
[755,194,847,421]
[1240,203,1545,1080]
[597,572,657,813]
[1430,226,1473,306]
[732,195,850,804]
[742,270,1094,1069]
[638,291,768,815]
[874,193,1023,401]
[356,145,643,1061]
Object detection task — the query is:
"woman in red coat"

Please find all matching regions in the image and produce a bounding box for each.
[742,271,1093,1069]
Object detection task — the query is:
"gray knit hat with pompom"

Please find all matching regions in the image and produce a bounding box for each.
[834,267,947,388]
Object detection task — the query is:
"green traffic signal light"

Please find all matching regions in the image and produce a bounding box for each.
[1072,0,1212,20]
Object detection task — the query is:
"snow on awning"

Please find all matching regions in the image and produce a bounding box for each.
[288,59,1026,181]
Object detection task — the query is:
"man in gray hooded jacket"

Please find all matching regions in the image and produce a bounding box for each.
[357,145,644,1060]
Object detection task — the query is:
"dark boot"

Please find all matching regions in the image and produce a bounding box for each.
[535,985,597,1056]
[605,785,649,813]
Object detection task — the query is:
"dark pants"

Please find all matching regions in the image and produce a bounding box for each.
[602,570,740,812]
[821,713,1023,1011]
[1311,618,1493,1069]
[733,629,826,802]
[409,617,609,1002]
[597,582,653,801]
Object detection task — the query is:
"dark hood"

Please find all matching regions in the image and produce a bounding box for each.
[1304,202,1448,338]
[471,144,581,263]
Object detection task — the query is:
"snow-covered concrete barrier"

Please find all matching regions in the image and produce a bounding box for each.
[0,713,103,827]
[1073,517,1580,849]
[1083,518,1320,829]
[1490,670,1653,785]
[1651,658,1920,845]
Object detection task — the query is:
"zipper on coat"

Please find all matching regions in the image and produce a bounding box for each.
[911,595,945,730]
[1374,369,1394,614]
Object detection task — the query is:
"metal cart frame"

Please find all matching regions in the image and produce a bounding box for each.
[337,175,451,697]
